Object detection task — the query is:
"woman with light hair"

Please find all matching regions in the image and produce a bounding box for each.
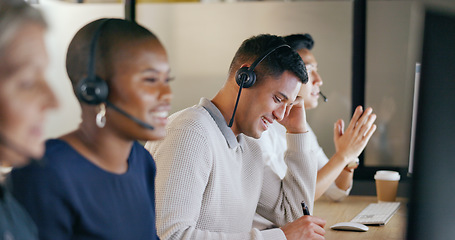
[0,0,57,238]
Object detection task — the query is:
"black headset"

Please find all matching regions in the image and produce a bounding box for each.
[234,44,290,89]
[228,44,291,127]
[75,19,110,105]
[75,18,154,130]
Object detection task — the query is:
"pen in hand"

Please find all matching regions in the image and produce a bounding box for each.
[301,201,310,215]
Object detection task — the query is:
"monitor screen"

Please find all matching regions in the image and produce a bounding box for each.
[406,7,455,240]
[408,62,421,176]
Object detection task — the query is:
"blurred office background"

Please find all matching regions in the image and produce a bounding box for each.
[33,0,448,196]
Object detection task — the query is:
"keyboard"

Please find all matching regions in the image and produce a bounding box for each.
[351,202,401,225]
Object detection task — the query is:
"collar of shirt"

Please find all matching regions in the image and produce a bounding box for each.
[199,97,244,150]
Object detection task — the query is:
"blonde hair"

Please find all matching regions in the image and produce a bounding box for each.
[0,0,47,57]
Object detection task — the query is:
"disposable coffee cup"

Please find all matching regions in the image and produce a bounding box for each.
[374,170,400,202]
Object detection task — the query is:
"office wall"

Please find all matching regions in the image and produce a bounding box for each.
[39,0,353,157]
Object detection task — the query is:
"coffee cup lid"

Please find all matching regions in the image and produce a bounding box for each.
[374,170,400,181]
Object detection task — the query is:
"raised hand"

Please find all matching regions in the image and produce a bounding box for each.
[334,106,377,163]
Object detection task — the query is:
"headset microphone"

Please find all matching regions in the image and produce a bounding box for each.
[228,44,291,127]
[75,18,154,130]
[105,101,154,130]
[319,91,328,102]
[228,79,245,127]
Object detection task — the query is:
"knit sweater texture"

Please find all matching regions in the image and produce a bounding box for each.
[146,98,317,240]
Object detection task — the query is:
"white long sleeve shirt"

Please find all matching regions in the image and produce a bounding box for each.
[145,98,317,240]
[259,122,352,201]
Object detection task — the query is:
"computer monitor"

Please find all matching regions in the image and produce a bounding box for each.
[406,7,455,240]
[408,62,421,176]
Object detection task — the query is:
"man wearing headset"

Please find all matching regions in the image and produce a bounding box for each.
[260,33,377,200]
[254,33,377,229]
[146,34,327,240]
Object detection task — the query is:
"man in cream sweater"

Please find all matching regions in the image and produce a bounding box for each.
[146,34,327,240]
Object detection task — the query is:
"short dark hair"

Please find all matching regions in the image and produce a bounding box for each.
[66,18,158,97]
[229,34,308,85]
[284,33,314,51]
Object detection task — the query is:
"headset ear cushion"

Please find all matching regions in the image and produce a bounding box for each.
[76,76,109,105]
[235,67,256,88]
